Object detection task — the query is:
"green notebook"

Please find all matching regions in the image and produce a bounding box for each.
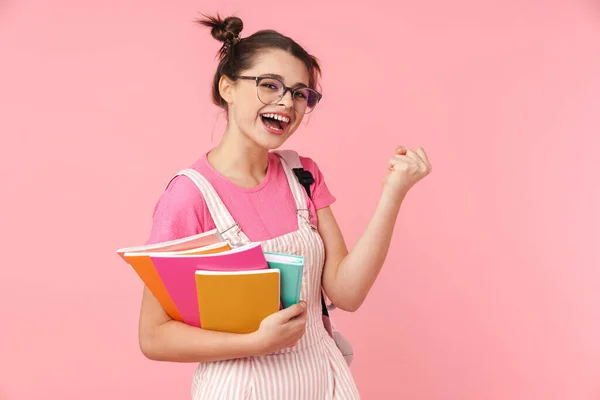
[264,252,304,308]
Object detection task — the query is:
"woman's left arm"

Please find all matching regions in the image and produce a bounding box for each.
[320,146,432,312]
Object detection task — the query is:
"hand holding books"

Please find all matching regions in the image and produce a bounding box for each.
[250,301,308,355]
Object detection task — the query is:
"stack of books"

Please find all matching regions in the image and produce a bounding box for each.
[116,230,304,334]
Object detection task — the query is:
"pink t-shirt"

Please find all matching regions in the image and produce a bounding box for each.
[146,151,336,244]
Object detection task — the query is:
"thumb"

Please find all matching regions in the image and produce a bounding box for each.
[278,301,306,321]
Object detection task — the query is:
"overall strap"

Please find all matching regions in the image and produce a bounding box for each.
[272,149,332,317]
[167,169,249,247]
[272,150,314,230]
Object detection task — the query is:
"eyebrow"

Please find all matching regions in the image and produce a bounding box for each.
[260,73,308,88]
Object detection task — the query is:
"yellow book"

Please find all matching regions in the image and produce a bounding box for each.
[195,269,280,334]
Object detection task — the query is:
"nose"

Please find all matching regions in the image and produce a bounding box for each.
[277,89,294,109]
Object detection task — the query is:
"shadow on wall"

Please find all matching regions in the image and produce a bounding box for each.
[0,0,14,13]
[0,0,16,31]
[589,0,600,18]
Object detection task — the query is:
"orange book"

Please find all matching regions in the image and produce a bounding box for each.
[116,230,229,321]
[195,269,280,334]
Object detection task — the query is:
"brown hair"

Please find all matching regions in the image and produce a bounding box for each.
[196,14,322,110]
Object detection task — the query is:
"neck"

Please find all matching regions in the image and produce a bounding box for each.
[207,124,270,183]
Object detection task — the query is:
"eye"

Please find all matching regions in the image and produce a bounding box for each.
[260,83,278,90]
[259,79,282,91]
[294,90,308,100]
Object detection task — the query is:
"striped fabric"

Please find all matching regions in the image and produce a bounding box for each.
[172,154,360,399]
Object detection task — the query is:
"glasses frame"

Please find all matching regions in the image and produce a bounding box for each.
[235,75,322,114]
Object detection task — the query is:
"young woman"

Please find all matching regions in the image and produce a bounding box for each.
[138,14,431,399]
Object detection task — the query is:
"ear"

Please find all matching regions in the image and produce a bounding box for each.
[218,75,235,105]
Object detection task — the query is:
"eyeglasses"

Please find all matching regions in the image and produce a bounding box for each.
[235,75,322,114]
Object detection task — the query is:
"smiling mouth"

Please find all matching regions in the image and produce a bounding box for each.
[260,113,291,132]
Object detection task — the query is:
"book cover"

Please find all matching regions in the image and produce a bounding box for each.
[170,242,231,255]
[119,241,232,321]
[264,252,304,308]
[151,242,269,327]
[195,269,280,334]
[116,229,222,257]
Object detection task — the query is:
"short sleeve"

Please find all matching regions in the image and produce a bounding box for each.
[299,156,336,210]
[145,176,207,245]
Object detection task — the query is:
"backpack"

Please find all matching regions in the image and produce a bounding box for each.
[273,150,354,366]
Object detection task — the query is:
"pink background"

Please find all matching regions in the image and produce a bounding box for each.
[1,1,599,399]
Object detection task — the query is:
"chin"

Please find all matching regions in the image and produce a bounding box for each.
[258,133,290,150]
[252,125,298,150]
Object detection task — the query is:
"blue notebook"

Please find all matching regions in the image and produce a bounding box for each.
[264,252,304,308]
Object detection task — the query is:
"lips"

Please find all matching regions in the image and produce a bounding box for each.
[260,113,291,135]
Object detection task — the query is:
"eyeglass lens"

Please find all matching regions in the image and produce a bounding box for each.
[256,78,320,114]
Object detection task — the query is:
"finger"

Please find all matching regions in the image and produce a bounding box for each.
[404,149,424,164]
[415,147,431,169]
[388,154,410,166]
[278,301,306,321]
[415,146,429,162]
[403,150,429,173]
[290,312,308,328]
[290,309,308,324]
[388,154,414,170]
[395,146,407,155]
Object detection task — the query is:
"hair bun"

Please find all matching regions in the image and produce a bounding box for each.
[197,14,243,45]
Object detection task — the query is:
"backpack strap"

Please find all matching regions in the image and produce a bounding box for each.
[272,149,331,318]
[273,150,315,198]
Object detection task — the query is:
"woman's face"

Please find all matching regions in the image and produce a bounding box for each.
[222,48,312,150]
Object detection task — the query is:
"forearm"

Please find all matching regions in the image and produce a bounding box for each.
[140,319,261,363]
[329,189,405,310]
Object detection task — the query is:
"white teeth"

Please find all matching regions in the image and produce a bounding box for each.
[262,113,290,123]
